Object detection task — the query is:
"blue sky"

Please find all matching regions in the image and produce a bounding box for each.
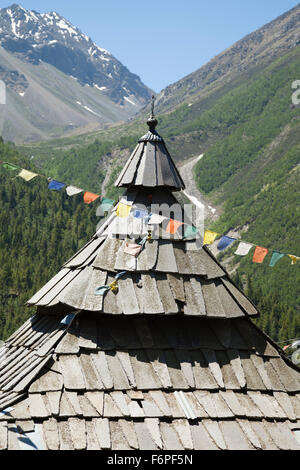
[0,1,299,91]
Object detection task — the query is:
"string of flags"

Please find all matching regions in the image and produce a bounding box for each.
[1,160,299,267]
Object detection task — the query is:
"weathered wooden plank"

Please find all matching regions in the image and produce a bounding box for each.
[216,280,244,318]
[16,420,34,433]
[28,393,49,418]
[219,421,253,450]
[236,419,262,449]
[59,392,76,417]
[221,278,258,316]
[116,351,136,387]
[79,353,103,390]
[202,281,226,317]
[37,270,81,307]
[56,266,93,309]
[64,238,105,268]
[183,277,206,316]
[160,421,184,450]
[239,351,266,390]
[130,350,162,389]
[202,419,227,450]
[273,392,296,421]
[81,269,107,312]
[68,417,87,450]
[145,349,172,389]
[58,421,74,450]
[93,418,111,449]
[106,353,130,390]
[12,356,52,393]
[172,419,193,450]
[46,391,62,416]
[167,273,185,302]
[29,367,63,393]
[197,248,225,279]
[190,350,218,390]
[250,421,278,450]
[141,394,164,417]
[91,352,113,390]
[190,422,218,450]
[219,390,245,416]
[226,349,246,389]
[156,274,178,314]
[215,351,240,390]
[86,420,100,450]
[247,391,275,418]
[149,391,172,417]
[250,354,273,390]
[202,349,224,388]
[42,418,59,450]
[119,419,138,449]
[0,422,7,450]
[110,421,130,450]
[175,350,195,388]
[27,269,71,305]
[141,142,157,187]
[134,421,158,450]
[111,392,130,417]
[115,143,142,185]
[85,392,104,415]
[58,355,86,390]
[78,394,99,417]
[163,350,189,389]
[92,236,121,271]
[103,274,123,314]
[117,276,140,314]
[135,274,164,314]
[265,421,300,450]
[155,240,178,272]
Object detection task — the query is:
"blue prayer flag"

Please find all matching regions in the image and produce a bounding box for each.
[48,180,65,191]
[269,252,285,267]
[217,235,236,251]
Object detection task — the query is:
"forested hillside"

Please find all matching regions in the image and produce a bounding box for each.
[0,139,96,339]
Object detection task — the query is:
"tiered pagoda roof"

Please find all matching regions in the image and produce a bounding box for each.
[0,115,299,451]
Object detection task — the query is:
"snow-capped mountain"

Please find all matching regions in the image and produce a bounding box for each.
[0,4,152,142]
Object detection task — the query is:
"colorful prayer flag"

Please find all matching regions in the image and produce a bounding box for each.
[203,230,219,245]
[234,242,253,256]
[66,185,83,196]
[48,180,65,191]
[148,213,166,225]
[183,225,197,239]
[83,191,100,204]
[252,246,268,264]
[2,163,19,171]
[217,235,236,251]
[288,254,299,265]
[269,252,285,267]
[124,241,143,257]
[166,219,184,234]
[132,209,149,220]
[100,198,115,212]
[116,202,131,218]
[18,169,38,182]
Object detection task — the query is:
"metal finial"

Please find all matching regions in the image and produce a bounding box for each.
[151,94,155,118]
[147,95,157,133]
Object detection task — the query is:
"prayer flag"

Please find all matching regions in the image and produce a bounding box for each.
[203,230,219,245]
[48,180,65,191]
[95,286,110,296]
[132,209,149,220]
[66,185,83,196]
[2,163,19,171]
[100,198,115,212]
[148,213,166,225]
[83,191,100,204]
[124,241,143,257]
[183,225,197,239]
[166,219,184,234]
[217,235,236,251]
[116,202,131,218]
[252,246,268,263]
[234,242,253,256]
[18,169,38,182]
[269,252,285,267]
[288,254,300,265]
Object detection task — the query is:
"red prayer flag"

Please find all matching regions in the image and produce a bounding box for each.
[252,246,268,263]
[166,219,184,234]
[83,191,100,204]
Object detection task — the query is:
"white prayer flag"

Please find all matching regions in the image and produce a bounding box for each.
[148,213,166,225]
[66,185,83,196]
[234,242,253,256]
[18,169,38,181]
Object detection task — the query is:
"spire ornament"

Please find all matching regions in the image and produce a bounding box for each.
[147,94,158,133]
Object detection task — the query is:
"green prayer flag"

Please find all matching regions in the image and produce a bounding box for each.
[100,198,115,212]
[2,163,20,171]
[269,252,285,267]
[183,225,197,239]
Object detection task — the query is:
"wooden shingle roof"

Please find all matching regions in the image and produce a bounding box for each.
[0,116,299,450]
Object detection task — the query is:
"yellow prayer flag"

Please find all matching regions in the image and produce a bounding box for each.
[116,202,131,218]
[18,169,38,182]
[288,254,300,265]
[203,229,219,245]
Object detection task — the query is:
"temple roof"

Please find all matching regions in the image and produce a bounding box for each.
[114,118,185,191]
[0,114,299,450]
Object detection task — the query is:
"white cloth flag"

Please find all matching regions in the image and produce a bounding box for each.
[234,241,253,256]
[148,213,166,225]
[66,185,83,196]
